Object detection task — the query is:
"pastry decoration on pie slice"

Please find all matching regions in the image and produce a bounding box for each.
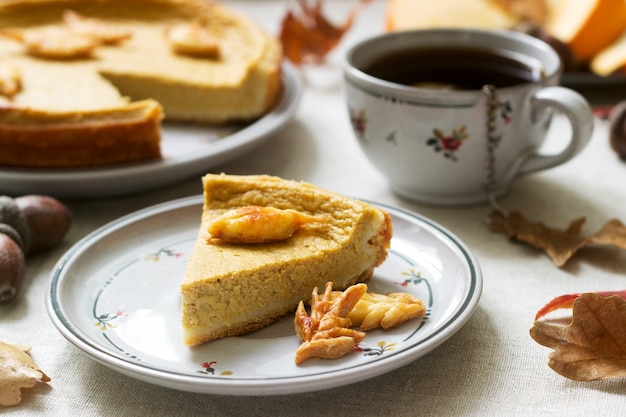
[181,174,392,346]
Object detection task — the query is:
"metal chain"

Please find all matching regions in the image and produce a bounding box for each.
[482,84,508,216]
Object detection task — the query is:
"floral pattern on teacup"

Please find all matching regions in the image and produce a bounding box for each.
[426,126,468,161]
[499,100,513,125]
[349,108,367,140]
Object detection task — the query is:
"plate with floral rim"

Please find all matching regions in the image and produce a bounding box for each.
[45,195,482,395]
[0,63,301,199]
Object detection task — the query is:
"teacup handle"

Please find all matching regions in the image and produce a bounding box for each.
[518,86,594,175]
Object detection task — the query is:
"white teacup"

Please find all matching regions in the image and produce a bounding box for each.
[343,29,594,205]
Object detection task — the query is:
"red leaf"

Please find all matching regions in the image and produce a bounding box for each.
[535,291,626,320]
[279,0,370,65]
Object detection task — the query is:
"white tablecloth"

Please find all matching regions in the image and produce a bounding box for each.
[3,1,626,415]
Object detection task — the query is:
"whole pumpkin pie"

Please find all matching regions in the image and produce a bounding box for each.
[181,174,393,346]
[0,0,281,168]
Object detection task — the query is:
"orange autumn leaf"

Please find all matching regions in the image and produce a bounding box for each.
[530,293,626,381]
[279,0,370,65]
[488,209,626,267]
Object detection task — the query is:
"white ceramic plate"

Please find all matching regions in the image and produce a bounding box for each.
[46,196,482,395]
[0,63,302,199]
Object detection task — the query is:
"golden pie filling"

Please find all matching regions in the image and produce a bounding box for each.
[181,174,393,347]
[0,0,281,167]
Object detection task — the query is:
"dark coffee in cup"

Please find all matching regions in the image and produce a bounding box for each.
[362,47,543,90]
[344,29,593,205]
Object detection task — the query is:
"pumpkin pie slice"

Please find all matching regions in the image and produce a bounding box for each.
[181,174,393,346]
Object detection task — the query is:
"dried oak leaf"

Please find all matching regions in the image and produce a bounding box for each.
[530,292,626,381]
[279,0,370,65]
[488,209,626,267]
[0,342,50,406]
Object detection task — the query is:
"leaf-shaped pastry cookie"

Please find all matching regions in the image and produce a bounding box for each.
[530,292,626,381]
[294,282,366,364]
[329,290,426,331]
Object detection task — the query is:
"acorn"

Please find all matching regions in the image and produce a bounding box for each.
[0,196,30,252]
[0,195,72,302]
[0,233,25,302]
[15,195,72,254]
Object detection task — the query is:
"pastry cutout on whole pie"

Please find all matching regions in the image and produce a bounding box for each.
[0,0,281,168]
